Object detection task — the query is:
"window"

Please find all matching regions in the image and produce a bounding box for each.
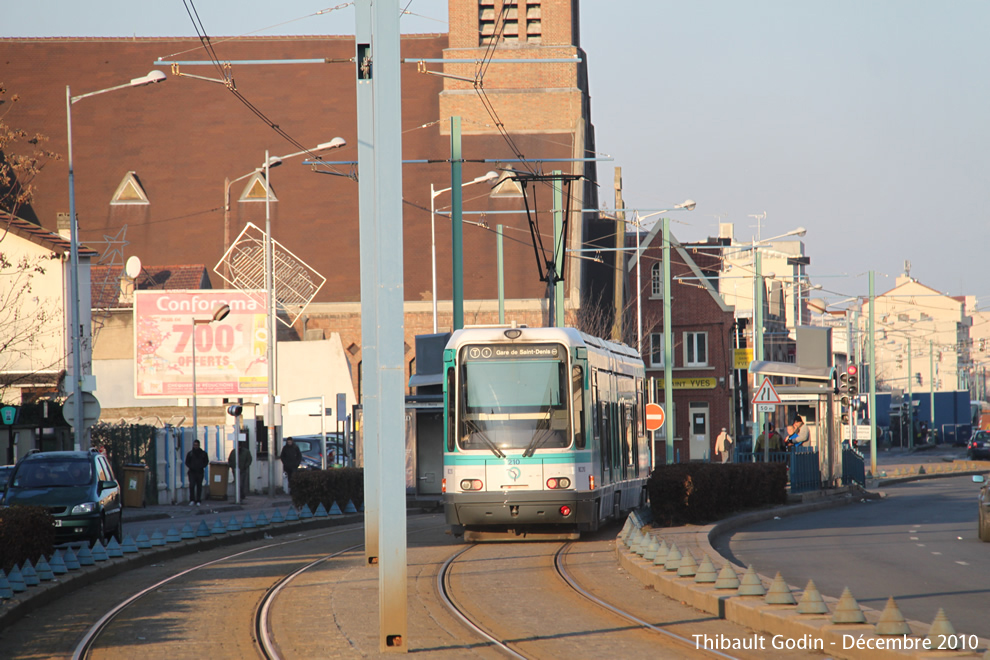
[649,333,664,367]
[684,332,707,366]
[651,263,663,297]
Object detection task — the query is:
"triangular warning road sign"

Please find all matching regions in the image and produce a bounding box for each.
[752,376,782,405]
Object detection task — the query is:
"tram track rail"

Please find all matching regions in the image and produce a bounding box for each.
[437,541,742,660]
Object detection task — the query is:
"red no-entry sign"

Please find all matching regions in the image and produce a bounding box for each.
[645,402,665,431]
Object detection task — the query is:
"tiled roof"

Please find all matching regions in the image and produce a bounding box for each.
[1,214,98,257]
[91,264,211,309]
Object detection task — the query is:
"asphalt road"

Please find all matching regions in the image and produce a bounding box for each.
[717,475,988,638]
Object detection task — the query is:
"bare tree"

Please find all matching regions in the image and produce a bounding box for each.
[1,85,64,401]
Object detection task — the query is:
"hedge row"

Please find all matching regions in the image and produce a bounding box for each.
[648,462,788,527]
[289,468,364,513]
[0,506,56,573]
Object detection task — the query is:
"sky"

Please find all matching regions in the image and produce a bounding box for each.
[4,1,989,308]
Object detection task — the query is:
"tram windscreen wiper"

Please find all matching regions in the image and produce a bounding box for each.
[468,419,505,458]
[522,407,554,458]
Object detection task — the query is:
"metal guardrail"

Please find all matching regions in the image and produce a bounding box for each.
[842,447,866,486]
[734,448,822,494]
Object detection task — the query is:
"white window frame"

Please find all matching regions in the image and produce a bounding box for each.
[684,331,708,367]
[649,332,664,367]
[651,262,663,298]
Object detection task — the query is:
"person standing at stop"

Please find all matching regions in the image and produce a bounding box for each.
[185,440,209,506]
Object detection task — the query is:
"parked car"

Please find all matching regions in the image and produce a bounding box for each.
[291,434,349,469]
[0,449,123,546]
[0,465,13,488]
[976,474,990,542]
[967,431,990,460]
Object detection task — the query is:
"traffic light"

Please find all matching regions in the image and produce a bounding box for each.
[841,411,850,425]
[838,370,850,408]
[847,364,859,399]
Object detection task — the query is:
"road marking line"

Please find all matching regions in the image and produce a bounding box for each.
[910,537,919,540]
[931,551,942,555]
[955,561,969,566]
[916,543,925,547]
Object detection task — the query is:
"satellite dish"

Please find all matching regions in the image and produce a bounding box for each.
[808,298,828,314]
[124,255,142,279]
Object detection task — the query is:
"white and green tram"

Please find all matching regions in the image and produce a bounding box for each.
[442,325,650,541]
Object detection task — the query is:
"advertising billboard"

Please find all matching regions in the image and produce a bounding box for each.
[134,290,269,398]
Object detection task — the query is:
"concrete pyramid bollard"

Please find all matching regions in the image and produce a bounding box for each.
[0,572,13,599]
[7,565,27,592]
[737,566,766,596]
[619,518,632,542]
[927,608,958,649]
[64,546,82,568]
[628,528,644,554]
[255,512,269,527]
[344,500,358,514]
[874,597,911,635]
[314,503,328,518]
[20,560,40,587]
[286,507,300,522]
[150,530,166,546]
[663,543,682,572]
[227,516,242,532]
[92,541,109,562]
[195,521,211,537]
[714,563,740,590]
[166,527,182,543]
[299,504,314,519]
[643,536,659,561]
[121,535,139,554]
[242,514,256,529]
[694,555,718,583]
[35,556,56,580]
[135,529,152,549]
[765,572,796,605]
[677,549,698,578]
[830,587,867,624]
[211,518,227,535]
[271,508,285,523]
[330,501,344,516]
[50,549,68,573]
[106,538,124,559]
[76,544,95,566]
[652,540,669,567]
[796,580,829,615]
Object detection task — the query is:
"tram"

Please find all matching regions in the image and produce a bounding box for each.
[442,325,650,541]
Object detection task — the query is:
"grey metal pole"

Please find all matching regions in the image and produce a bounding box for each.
[451,116,464,330]
[265,151,276,498]
[65,85,84,450]
[553,171,564,328]
[868,270,877,474]
[907,336,913,449]
[430,184,438,334]
[497,224,505,324]
[662,217,674,465]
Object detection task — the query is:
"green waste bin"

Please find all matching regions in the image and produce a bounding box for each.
[122,463,148,508]
[209,461,230,500]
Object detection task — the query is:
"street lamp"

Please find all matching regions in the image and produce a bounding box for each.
[223,139,346,287]
[629,200,696,354]
[191,304,230,447]
[66,70,166,449]
[430,171,498,333]
[260,138,346,494]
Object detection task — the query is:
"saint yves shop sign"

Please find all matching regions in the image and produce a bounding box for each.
[655,377,717,390]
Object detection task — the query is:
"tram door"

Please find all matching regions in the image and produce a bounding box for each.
[689,402,710,461]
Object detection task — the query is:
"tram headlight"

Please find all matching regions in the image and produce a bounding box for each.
[546,477,571,490]
[460,479,483,491]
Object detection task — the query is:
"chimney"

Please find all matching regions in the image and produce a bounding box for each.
[57,213,71,240]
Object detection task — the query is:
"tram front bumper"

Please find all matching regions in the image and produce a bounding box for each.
[444,490,596,527]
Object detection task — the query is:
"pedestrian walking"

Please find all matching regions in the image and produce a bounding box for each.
[228,441,252,500]
[715,428,733,463]
[185,439,209,505]
[280,437,302,494]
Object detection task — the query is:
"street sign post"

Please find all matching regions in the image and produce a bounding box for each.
[62,392,101,430]
[645,402,665,431]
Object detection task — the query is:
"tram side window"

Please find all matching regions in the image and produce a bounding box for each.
[591,370,600,442]
[599,400,611,474]
[572,365,585,448]
[445,366,455,452]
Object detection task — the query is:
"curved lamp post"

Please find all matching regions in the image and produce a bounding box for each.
[430,171,498,333]
[260,138,346,494]
[66,70,166,449]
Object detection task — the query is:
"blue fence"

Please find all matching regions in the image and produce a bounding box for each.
[734,447,822,494]
[842,447,865,486]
